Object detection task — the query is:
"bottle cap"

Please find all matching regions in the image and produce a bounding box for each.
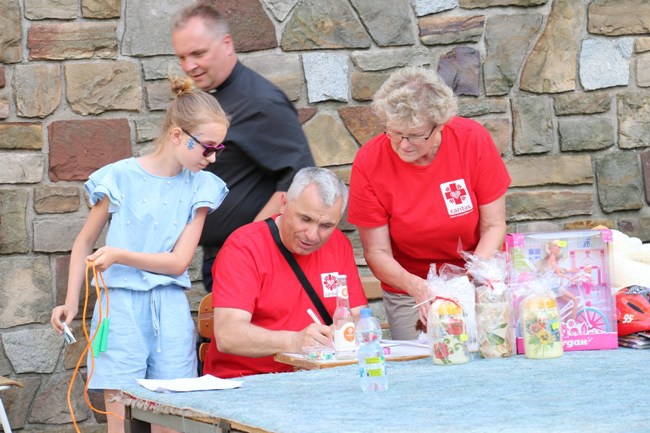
[360,308,372,317]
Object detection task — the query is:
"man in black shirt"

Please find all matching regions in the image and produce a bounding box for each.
[172,1,315,290]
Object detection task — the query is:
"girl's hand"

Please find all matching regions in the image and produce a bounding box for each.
[87,246,121,272]
[51,304,78,333]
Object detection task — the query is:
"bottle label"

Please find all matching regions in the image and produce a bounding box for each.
[334,322,356,351]
[363,356,385,377]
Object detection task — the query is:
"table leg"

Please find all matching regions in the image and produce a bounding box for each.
[124,405,151,433]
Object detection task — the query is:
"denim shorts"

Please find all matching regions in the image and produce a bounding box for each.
[86,286,197,390]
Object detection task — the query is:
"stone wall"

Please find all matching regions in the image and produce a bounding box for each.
[1,0,650,430]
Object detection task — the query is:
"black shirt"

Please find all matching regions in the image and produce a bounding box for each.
[200,61,314,248]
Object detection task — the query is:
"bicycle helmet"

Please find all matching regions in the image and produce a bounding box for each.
[616,285,650,336]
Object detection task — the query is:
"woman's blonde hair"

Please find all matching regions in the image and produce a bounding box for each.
[155,76,229,152]
[372,67,457,129]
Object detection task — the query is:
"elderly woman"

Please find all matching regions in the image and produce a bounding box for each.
[348,67,511,340]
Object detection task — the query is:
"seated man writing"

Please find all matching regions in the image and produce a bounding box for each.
[203,167,368,378]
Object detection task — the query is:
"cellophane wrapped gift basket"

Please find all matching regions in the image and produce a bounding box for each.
[463,251,514,358]
[426,264,477,365]
[506,229,618,353]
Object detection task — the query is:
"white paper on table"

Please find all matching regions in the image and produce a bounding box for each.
[380,338,431,358]
[137,375,242,393]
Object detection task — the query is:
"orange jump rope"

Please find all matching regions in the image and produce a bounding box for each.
[66,260,124,432]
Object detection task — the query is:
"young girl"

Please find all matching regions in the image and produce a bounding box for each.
[51,76,229,433]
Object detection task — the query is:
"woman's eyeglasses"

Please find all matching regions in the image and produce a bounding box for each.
[181,129,225,157]
[385,126,436,145]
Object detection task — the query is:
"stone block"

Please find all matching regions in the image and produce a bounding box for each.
[33,218,87,253]
[350,0,415,47]
[461,0,546,6]
[0,0,22,63]
[34,185,80,214]
[414,0,457,16]
[304,114,358,166]
[457,98,509,117]
[48,118,132,181]
[14,63,61,118]
[512,95,554,155]
[338,106,383,146]
[0,99,7,119]
[513,221,562,234]
[281,0,371,50]
[636,37,650,53]
[477,118,511,156]
[350,47,430,72]
[558,117,615,151]
[213,0,279,53]
[579,38,634,91]
[65,61,142,115]
[637,53,650,87]
[484,13,543,96]
[82,0,120,18]
[520,0,584,93]
[588,0,650,36]
[303,52,349,103]
[0,256,52,328]
[506,189,594,221]
[554,91,612,115]
[0,189,29,254]
[0,123,42,149]
[0,66,5,88]
[135,114,165,143]
[564,219,615,231]
[55,255,95,323]
[24,0,76,19]
[0,153,44,184]
[27,21,117,60]
[145,79,174,111]
[3,329,61,374]
[618,92,650,149]
[1,376,40,429]
[242,53,302,101]
[261,0,298,22]
[350,71,389,101]
[419,14,484,46]
[642,150,650,204]
[29,372,92,423]
[297,108,318,125]
[141,57,184,81]
[507,154,593,187]
[596,152,644,213]
[439,46,480,96]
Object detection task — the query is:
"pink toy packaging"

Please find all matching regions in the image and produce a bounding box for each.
[506,229,618,353]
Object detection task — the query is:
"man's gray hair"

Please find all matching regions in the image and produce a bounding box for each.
[286,167,349,213]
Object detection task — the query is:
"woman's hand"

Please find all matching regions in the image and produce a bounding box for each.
[408,277,432,327]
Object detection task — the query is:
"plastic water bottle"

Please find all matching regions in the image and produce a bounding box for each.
[333,275,356,359]
[356,308,387,392]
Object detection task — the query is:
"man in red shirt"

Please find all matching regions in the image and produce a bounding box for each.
[204,167,368,378]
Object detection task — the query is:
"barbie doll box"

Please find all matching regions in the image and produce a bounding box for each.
[505,230,618,353]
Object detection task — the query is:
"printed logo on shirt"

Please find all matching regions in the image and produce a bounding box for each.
[440,179,473,218]
[321,272,339,298]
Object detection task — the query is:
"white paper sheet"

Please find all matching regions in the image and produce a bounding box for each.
[137,375,242,393]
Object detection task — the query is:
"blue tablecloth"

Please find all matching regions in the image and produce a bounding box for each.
[120,348,648,433]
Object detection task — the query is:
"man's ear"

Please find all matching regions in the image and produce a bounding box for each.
[279,192,288,212]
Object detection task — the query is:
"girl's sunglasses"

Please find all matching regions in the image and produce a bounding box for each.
[181,129,225,157]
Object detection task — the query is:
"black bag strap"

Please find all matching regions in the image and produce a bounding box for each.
[264,217,333,326]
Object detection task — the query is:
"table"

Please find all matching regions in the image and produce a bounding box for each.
[120,348,649,433]
[274,340,430,370]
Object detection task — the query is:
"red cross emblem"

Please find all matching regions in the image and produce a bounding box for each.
[444,183,467,205]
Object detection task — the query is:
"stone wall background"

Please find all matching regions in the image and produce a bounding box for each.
[1,0,650,430]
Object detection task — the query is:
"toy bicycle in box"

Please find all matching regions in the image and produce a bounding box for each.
[506,230,618,353]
